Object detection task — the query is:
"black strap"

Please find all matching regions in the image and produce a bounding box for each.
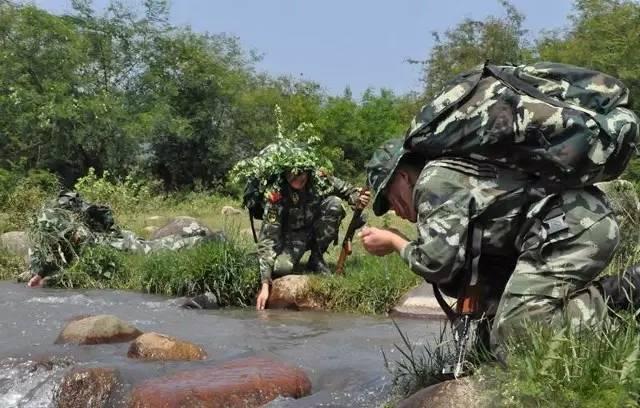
[433,283,458,322]
[485,64,581,112]
[249,213,258,243]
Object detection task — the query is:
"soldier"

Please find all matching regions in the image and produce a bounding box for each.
[360,138,639,347]
[27,191,214,288]
[255,168,370,310]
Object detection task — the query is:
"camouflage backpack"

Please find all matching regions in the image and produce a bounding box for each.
[405,62,640,190]
[242,176,269,220]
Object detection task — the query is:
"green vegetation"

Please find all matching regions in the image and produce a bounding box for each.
[58,241,261,307]
[307,254,421,315]
[478,316,640,407]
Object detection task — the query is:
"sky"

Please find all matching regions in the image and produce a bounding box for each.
[30,0,575,97]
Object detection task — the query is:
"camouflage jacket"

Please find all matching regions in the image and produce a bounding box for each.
[257,175,359,283]
[401,158,613,291]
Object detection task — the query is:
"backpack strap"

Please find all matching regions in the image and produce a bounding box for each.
[485,64,584,113]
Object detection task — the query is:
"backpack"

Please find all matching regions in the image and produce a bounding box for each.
[242,176,267,220]
[405,62,639,190]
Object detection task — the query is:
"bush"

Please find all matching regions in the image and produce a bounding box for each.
[0,169,60,232]
[74,167,162,214]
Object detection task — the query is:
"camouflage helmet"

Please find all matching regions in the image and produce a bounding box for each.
[365,138,407,216]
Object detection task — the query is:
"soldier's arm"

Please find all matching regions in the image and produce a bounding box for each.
[400,166,472,285]
[326,175,360,207]
[256,197,285,284]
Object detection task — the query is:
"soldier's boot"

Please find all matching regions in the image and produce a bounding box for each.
[308,241,331,274]
[597,264,640,311]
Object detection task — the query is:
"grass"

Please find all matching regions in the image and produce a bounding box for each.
[477,315,640,408]
[56,240,261,307]
[307,254,421,314]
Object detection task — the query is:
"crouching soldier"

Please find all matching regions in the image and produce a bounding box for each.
[255,167,370,309]
[361,139,640,348]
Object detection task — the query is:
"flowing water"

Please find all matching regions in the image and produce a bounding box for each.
[0,282,443,407]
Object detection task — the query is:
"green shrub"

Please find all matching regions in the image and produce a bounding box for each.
[74,167,162,214]
[0,250,26,280]
[0,169,59,232]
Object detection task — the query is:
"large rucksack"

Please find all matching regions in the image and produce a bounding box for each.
[405,62,639,190]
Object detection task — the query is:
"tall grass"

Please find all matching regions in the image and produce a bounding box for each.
[478,315,640,407]
[306,254,421,314]
[57,240,260,307]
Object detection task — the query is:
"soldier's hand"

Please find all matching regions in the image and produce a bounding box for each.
[360,227,410,256]
[256,283,270,310]
[27,275,44,288]
[359,227,397,256]
[357,189,371,209]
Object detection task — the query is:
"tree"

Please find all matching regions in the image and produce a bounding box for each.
[418,0,532,99]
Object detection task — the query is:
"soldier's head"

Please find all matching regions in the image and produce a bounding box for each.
[365,139,425,222]
[286,169,310,190]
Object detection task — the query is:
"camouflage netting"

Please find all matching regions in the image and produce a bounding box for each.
[28,192,216,278]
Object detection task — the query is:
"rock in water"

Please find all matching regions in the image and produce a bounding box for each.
[54,367,119,408]
[55,315,142,345]
[181,292,219,309]
[127,332,207,361]
[128,356,311,408]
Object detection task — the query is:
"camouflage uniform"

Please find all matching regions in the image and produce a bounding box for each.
[366,139,619,347]
[257,175,360,283]
[29,192,212,278]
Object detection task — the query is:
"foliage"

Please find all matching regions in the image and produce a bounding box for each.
[0,168,60,232]
[74,167,162,214]
[417,0,532,99]
[479,316,640,407]
[0,250,25,281]
[229,105,334,200]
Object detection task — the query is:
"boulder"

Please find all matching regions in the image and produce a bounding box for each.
[54,367,119,408]
[221,205,243,216]
[392,282,447,319]
[144,215,168,226]
[55,315,142,345]
[127,332,207,361]
[0,231,31,263]
[397,378,478,408]
[150,216,225,242]
[268,275,321,310]
[128,356,311,408]
[142,226,158,236]
[181,292,219,309]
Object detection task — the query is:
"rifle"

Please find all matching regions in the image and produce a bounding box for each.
[335,188,368,275]
[440,226,485,378]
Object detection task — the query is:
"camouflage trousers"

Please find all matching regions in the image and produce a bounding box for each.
[491,188,619,347]
[273,196,345,276]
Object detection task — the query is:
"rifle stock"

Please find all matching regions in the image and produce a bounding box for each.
[335,188,368,275]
